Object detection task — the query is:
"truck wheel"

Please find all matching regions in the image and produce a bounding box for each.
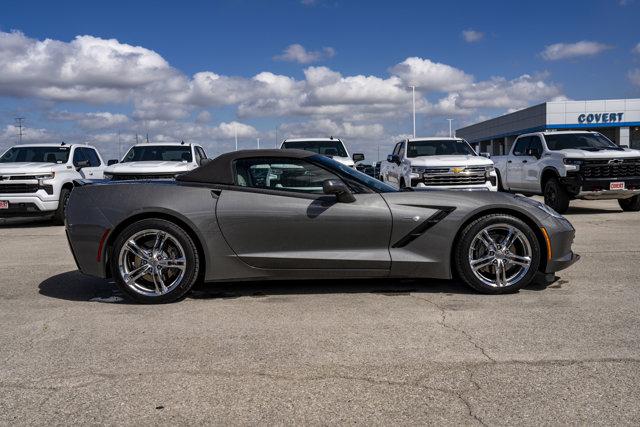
[544,178,570,214]
[399,178,407,189]
[618,195,640,212]
[495,171,505,191]
[53,187,71,225]
[110,218,200,304]
[455,214,540,294]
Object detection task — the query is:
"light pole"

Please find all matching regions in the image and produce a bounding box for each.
[257,138,260,149]
[409,86,416,138]
[234,125,238,151]
[447,119,453,138]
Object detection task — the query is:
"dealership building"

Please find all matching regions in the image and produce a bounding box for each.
[456,98,640,155]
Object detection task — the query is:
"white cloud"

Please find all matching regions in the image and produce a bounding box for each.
[462,30,484,43]
[0,124,60,144]
[52,111,130,130]
[629,69,640,86]
[389,57,474,91]
[541,41,612,61]
[195,111,212,124]
[633,43,640,55]
[274,44,336,64]
[280,119,384,140]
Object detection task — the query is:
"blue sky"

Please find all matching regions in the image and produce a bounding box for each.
[1,0,639,160]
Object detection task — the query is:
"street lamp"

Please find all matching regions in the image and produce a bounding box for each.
[447,119,453,138]
[409,85,416,138]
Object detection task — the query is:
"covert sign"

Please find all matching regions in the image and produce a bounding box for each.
[577,112,624,124]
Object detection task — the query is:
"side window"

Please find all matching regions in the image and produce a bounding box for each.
[72,148,87,167]
[234,157,341,194]
[512,137,530,156]
[196,147,207,160]
[193,147,202,165]
[398,142,405,159]
[528,136,543,156]
[392,142,401,156]
[84,148,101,166]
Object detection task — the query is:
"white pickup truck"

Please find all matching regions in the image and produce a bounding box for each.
[492,131,640,213]
[280,138,365,168]
[380,137,497,190]
[0,143,105,223]
[104,142,208,180]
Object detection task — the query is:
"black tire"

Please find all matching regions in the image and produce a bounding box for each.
[455,214,541,294]
[618,195,640,212]
[544,178,570,214]
[399,178,407,189]
[110,218,200,304]
[53,187,71,225]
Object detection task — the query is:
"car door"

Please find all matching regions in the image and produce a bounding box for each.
[215,156,392,272]
[521,136,544,193]
[82,147,105,179]
[505,137,530,191]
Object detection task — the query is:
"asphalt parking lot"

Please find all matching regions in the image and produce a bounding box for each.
[1,198,639,425]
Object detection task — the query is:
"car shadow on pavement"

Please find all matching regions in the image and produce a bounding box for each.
[564,206,622,215]
[0,217,56,227]
[39,270,513,304]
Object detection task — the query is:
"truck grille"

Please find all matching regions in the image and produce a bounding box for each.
[0,183,40,193]
[581,158,640,179]
[111,174,177,181]
[421,166,487,186]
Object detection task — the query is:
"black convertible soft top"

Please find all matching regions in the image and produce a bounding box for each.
[176,149,315,185]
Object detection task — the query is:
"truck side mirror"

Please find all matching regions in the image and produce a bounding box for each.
[620,144,629,149]
[479,152,491,158]
[107,159,119,166]
[75,160,90,170]
[387,154,401,164]
[352,153,365,163]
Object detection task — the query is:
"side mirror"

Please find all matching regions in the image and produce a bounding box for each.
[620,144,629,149]
[107,159,119,166]
[352,153,365,163]
[479,152,491,159]
[199,158,212,167]
[75,160,90,169]
[323,179,356,203]
[387,154,401,164]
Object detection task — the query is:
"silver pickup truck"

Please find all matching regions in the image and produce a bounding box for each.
[492,131,640,213]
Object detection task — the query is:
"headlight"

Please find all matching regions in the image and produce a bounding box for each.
[563,158,583,166]
[516,195,564,219]
[411,166,425,174]
[484,165,495,172]
[34,173,55,180]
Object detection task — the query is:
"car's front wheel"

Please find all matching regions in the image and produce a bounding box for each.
[110,219,200,303]
[455,214,541,294]
[618,195,640,212]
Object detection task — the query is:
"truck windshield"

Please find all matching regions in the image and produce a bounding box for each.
[122,145,192,162]
[0,146,70,163]
[407,140,475,157]
[545,133,622,151]
[282,140,348,157]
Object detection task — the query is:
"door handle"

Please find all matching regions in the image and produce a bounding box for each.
[507,160,512,163]
[522,160,528,163]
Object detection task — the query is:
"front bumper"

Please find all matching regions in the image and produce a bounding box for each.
[542,217,579,274]
[561,175,640,200]
[0,195,59,216]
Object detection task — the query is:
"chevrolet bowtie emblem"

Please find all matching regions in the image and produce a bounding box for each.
[451,167,465,174]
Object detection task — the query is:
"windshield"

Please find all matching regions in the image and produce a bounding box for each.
[545,133,621,151]
[282,140,348,157]
[311,154,397,193]
[122,145,192,162]
[0,146,70,163]
[407,140,476,157]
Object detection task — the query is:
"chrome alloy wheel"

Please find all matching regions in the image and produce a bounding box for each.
[117,229,187,297]
[468,223,532,288]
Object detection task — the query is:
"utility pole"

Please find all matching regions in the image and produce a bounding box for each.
[275,126,278,148]
[234,125,238,151]
[409,86,416,138]
[447,119,453,138]
[257,138,260,149]
[15,117,25,144]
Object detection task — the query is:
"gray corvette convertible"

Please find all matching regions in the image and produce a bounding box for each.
[65,149,579,303]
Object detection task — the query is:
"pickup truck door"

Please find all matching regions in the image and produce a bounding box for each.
[505,137,530,191]
[521,136,544,193]
[386,142,402,185]
[72,147,103,179]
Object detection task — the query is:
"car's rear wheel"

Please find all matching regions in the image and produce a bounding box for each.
[618,195,640,212]
[455,214,540,294]
[544,178,570,214]
[110,219,200,303]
